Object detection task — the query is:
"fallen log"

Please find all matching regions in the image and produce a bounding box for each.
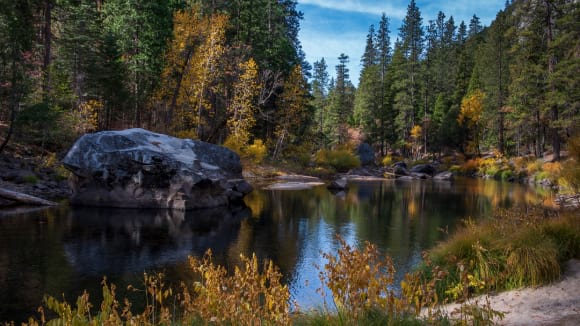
[0,188,58,206]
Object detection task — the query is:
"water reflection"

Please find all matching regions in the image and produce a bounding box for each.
[0,178,550,322]
[63,206,250,275]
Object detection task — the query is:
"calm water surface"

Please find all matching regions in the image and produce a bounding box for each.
[0,178,551,321]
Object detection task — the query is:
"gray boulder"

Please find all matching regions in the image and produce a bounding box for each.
[356,143,375,166]
[410,164,436,175]
[394,165,410,176]
[411,172,431,179]
[63,128,252,209]
[433,171,454,181]
[327,177,348,190]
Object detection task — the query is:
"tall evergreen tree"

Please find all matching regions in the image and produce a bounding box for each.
[394,0,424,154]
[477,8,512,154]
[311,58,329,146]
[102,0,174,126]
[0,0,36,153]
[468,14,483,37]
[354,24,379,141]
[375,13,394,154]
[328,53,352,145]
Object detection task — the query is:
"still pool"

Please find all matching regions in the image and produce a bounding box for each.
[0,177,552,321]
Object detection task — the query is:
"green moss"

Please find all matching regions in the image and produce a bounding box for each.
[23,175,39,184]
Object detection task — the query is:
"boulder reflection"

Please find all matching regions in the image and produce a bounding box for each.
[63,206,250,275]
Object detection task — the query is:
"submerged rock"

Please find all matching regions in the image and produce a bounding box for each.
[63,128,252,209]
[434,171,454,181]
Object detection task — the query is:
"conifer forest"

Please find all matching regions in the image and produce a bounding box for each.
[0,0,578,161]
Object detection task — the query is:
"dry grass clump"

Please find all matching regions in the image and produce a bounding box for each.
[429,207,579,297]
[314,149,361,172]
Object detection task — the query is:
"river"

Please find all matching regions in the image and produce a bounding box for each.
[0,177,552,321]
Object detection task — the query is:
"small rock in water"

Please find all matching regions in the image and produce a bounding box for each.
[327,177,348,190]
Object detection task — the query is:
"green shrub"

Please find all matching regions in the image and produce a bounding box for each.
[484,165,500,178]
[315,149,360,172]
[23,175,39,184]
[500,170,514,181]
[535,171,551,182]
[449,165,462,174]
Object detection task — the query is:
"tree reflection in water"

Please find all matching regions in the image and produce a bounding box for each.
[0,177,549,322]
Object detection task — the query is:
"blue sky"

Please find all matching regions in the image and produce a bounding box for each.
[297,0,506,85]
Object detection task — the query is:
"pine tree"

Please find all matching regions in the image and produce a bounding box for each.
[328,53,352,145]
[102,0,174,126]
[311,58,329,146]
[477,8,511,154]
[375,13,394,154]
[354,25,380,144]
[468,14,483,37]
[395,0,424,155]
[0,0,36,153]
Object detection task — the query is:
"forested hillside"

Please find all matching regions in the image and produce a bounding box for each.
[0,0,578,163]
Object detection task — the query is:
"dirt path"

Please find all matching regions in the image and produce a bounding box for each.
[441,259,580,325]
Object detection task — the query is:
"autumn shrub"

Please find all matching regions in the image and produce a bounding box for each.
[316,236,396,321]
[458,158,478,175]
[282,143,314,168]
[181,250,290,325]
[381,155,393,166]
[512,156,528,172]
[315,149,360,172]
[245,139,268,164]
[526,160,543,175]
[223,135,245,156]
[541,162,561,182]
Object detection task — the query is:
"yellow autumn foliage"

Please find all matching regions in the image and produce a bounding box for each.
[458,89,485,127]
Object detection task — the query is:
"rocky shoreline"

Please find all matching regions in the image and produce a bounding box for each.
[0,152,578,210]
[0,154,71,206]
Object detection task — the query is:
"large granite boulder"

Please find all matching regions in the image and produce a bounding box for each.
[63,128,252,209]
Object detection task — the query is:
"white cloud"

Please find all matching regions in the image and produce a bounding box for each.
[299,0,407,19]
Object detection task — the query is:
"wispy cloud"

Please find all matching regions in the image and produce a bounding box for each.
[299,0,407,19]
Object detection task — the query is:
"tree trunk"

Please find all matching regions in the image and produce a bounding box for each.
[0,188,58,206]
[0,50,20,155]
[546,0,560,161]
[42,0,52,100]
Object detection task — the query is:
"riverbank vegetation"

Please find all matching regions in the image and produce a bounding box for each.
[8,207,576,326]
